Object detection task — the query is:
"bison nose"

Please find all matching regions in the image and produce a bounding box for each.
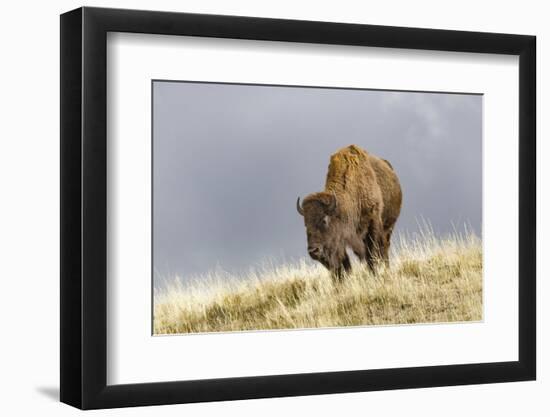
[308,246,322,257]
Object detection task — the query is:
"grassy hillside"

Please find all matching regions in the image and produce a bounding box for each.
[154,228,482,335]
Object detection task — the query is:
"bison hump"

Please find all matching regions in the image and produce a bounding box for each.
[381,159,394,170]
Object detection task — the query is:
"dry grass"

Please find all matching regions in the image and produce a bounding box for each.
[154,228,482,335]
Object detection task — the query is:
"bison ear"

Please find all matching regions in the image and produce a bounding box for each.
[326,193,337,215]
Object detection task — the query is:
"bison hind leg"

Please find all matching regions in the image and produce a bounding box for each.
[382,226,395,267]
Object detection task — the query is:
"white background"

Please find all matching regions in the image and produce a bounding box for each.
[108,33,518,384]
[0,0,546,416]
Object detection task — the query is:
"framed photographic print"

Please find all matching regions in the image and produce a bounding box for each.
[60,6,536,409]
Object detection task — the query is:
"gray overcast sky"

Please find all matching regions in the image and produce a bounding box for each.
[153,81,481,285]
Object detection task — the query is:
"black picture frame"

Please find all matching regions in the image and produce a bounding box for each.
[60,6,536,410]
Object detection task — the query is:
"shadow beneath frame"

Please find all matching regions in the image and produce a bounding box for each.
[35,386,59,401]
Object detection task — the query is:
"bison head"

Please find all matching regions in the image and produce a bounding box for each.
[296,192,340,268]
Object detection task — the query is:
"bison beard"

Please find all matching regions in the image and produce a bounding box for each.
[297,145,402,282]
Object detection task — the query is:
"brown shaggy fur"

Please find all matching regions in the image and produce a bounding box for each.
[297,145,402,280]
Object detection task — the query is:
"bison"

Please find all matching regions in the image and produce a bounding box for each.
[296,145,402,281]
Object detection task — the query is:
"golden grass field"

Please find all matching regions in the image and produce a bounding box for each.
[154,228,482,335]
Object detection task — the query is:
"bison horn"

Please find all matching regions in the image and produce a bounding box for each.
[296,197,304,216]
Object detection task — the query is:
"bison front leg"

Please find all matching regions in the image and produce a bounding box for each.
[332,253,352,283]
[364,218,385,273]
